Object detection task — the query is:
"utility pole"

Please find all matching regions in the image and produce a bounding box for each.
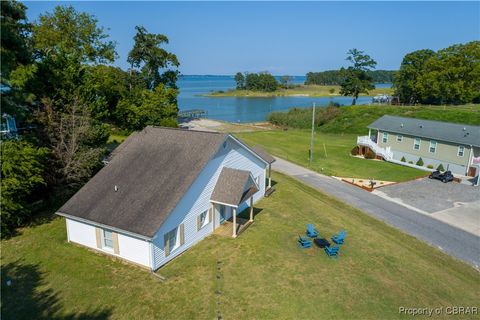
[309,102,316,165]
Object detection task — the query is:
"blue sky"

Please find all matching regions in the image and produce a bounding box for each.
[24,1,479,75]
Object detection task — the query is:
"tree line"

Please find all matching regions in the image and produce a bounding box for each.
[1,1,179,236]
[393,41,480,105]
[305,70,396,85]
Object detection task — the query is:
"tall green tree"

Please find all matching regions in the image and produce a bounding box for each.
[1,0,32,118]
[127,26,179,90]
[234,72,245,89]
[416,42,480,104]
[14,6,115,188]
[1,140,49,237]
[393,49,436,104]
[280,75,294,88]
[339,49,377,105]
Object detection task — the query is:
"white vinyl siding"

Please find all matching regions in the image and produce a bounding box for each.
[396,135,403,142]
[458,145,465,157]
[429,141,437,153]
[65,218,151,268]
[151,136,267,270]
[382,132,388,143]
[413,138,421,150]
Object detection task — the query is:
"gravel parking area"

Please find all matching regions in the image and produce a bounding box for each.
[380,177,480,213]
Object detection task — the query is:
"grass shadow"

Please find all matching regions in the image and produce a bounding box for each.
[1,261,112,319]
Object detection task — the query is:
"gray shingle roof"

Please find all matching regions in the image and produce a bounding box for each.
[368,115,480,147]
[211,167,258,207]
[251,145,275,164]
[57,126,228,238]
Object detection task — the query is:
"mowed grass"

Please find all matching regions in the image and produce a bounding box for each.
[237,129,425,182]
[205,85,394,97]
[2,173,479,319]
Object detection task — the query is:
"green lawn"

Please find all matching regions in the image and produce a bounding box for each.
[237,129,425,182]
[2,173,478,319]
[204,85,394,97]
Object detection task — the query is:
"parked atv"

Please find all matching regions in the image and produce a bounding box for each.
[429,170,454,183]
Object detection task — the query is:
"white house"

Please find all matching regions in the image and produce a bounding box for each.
[56,126,274,270]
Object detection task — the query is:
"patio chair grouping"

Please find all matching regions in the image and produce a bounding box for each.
[298,224,346,258]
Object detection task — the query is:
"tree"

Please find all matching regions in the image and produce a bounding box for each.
[280,75,294,88]
[127,26,179,90]
[115,84,178,131]
[40,96,108,189]
[393,49,435,104]
[1,0,32,119]
[339,49,377,105]
[234,72,245,89]
[1,140,49,237]
[416,42,480,104]
[245,72,278,92]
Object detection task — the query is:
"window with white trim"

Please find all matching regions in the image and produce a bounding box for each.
[396,135,403,142]
[165,227,179,253]
[457,145,465,157]
[413,138,421,150]
[199,210,209,229]
[382,132,388,143]
[103,230,113,249]
[429,140,437,153]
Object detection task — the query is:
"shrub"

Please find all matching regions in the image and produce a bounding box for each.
[416,157,424,166]
[365,149,376,159]
[351,146,359,156]
[408,161,413,164]
[329,88,335,94]
[437,164,445,171]
[401,156,406,162]
[427,164,434,169]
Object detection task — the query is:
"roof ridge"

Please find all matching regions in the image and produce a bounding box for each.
[145,125,227,135]
[380,115,480,128]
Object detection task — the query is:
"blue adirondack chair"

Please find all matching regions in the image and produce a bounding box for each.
[298,235,312,248]
[331,230,346,244]
[306,224,319,238]
[325,245,340,257]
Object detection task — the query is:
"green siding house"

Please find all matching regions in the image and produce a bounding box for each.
[357,115,480,176]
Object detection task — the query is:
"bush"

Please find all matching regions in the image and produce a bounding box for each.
[416,157,424,166]
[437,164,445,171]
[427,164,434,169]
[401,156,406,162]
[408,161,413,164]
[351,146,359,156]
[365,149,376,159]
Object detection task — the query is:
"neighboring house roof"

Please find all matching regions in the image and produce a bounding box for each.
[211,167,259,207]
[57,126,229,238]
[251,145,276,164]
[368,115,480,147]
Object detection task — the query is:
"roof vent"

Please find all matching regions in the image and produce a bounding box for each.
[114,185,118,192]
[419,125,423,128]
[463,127,466,131]
[400,123,404,128]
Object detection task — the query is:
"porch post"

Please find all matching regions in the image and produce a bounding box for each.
[232,207,237,238]
[368,128,371,139]
[211,203,215,231]
[268,164,272,189]
[249,197,254,222]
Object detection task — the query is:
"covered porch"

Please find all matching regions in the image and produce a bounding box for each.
[251,145,276,195]
[210,167,259,238]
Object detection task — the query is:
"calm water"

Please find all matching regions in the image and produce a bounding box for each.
[177,75,389,123]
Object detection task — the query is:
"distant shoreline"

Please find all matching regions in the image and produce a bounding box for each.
[200,84,393,98]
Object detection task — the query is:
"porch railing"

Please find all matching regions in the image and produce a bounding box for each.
[357,136,393,160]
